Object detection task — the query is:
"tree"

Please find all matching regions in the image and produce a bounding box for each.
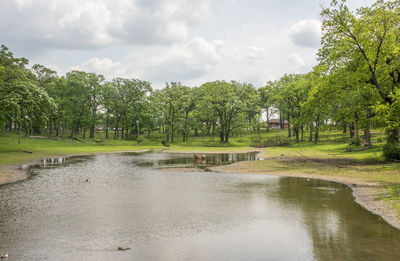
[320,0,400,154]
[0,45,56,135]
[259,82,278,132]
[198,81,258,143]
[272,74,312,142]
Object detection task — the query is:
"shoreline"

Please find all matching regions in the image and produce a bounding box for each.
[211,161,400,231]
[0,148,164,186]
[1,147,399,231]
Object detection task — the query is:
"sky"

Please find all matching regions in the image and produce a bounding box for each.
[0,0,375,89]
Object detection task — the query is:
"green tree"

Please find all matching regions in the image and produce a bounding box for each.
[320,0,400,154]
[198,81,258,143]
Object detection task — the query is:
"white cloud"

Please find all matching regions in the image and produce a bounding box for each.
[72,58,128,79]
[140,37,222,83]
[288,20,321,48]
[71,37,223,86]
[246,46,270,61]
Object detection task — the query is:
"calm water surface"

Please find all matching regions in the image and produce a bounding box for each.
[1,152,400,261]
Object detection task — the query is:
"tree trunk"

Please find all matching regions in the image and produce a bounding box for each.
[350,124,355,139]
[114,118,119,139]
[49,120,52,136]
[387,128,400,143]
[54,121,59,137]
[314,114,320,144]
[166,103,172,142]
[90,126,95,139]
[171,109,175,143]
[183,111,189,142]
[105,114,109,139]
[354,113,360,144]
[363,127,371,146]
[287,114,291,138]
[309,124,313,142]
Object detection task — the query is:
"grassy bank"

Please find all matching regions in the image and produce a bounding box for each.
[0,132,254,167]
[0,133,164,167]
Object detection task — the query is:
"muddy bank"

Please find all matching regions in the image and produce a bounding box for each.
[0,165,28,185]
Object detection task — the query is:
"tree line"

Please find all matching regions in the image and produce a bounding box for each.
[0,0,399,159]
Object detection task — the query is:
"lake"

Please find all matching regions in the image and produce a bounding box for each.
[1,152,400,260]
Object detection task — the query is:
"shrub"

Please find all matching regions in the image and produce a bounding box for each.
[137,136,146,144]
[235,137,249,144]
[383,142,400,161]
[349,137,362,146]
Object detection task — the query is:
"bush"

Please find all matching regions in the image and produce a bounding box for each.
[125,134,137,141]
[383,142,400,161]
[136,136,146,144]
[148,133,163,142]
[349,137,362,146]
[235,137,249,144]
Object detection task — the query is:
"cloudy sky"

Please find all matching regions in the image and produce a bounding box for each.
[1,0,375,88]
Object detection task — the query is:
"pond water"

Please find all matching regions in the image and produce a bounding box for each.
[1,152,400,261]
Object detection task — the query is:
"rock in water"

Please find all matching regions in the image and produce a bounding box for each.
[118,246,130,251]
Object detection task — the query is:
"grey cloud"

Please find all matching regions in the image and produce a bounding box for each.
[0,0,211,55]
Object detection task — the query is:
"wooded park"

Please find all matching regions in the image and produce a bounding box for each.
[1,0,400,161]
[2,0,400,260]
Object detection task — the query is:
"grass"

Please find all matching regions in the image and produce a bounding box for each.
[265,142,385,161]
[0,132,163,166]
